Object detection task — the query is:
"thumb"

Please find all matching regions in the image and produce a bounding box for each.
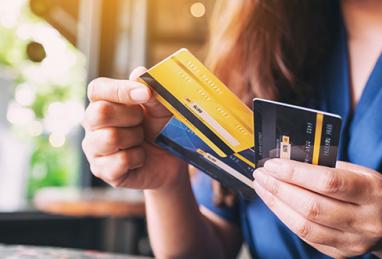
[129,66,172,119]
[129,67,172,142]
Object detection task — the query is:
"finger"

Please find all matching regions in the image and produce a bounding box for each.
[263,159,370,204]
[82,101,144,130]
[129,66,147,81]
[336,161,379,176]
[254,168,358,231]
[135,71,172,119]
[303,239,346,258]
[253,180,345,247]
[83,127,144,156]
[130,66,171,118]
[337,161,382,202]
[88,77,151,105]
[91,147,145,187]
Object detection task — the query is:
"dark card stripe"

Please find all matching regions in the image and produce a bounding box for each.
[140,72,234,155]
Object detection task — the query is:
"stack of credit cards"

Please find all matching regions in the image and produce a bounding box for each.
[140,48,254,157]
[140,49,342,200]
[139,49,256,199]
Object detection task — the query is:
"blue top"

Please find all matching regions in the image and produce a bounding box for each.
[192,10,382,259]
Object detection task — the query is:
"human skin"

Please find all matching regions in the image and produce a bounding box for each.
[81,0,382,258]
[254,160,382,257]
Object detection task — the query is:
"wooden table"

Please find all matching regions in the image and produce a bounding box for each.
[0,244,151,258]
[33,187,145,218]
[33,187,148,255]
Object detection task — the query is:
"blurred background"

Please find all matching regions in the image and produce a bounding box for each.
[0,0,216,257]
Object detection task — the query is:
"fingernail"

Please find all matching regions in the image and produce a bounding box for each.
[264,159,283,172]
[130,87,149,102]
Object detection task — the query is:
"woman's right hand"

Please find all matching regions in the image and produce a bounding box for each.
[82,67,187,190]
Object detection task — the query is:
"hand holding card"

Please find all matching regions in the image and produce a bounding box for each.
[139,49,342,199]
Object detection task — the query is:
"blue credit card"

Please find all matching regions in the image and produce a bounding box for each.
[156,117,256,200]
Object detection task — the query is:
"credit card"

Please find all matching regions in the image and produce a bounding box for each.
[156,117,256,200]
[253,98,342,167]
[139,48,254,157]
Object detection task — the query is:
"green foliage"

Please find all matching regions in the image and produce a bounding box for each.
[0,2,86,199]
[0,27,27,67]
[28,136,79,199]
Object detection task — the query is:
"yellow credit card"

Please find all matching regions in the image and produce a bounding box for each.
[139,48,253,157]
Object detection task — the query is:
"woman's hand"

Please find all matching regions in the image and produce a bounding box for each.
[253,159,382,258]
[82,67,187,190]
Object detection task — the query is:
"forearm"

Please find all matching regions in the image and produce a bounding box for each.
[144,168,225,259]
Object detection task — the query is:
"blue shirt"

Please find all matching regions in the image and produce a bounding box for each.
[192,11,382,259]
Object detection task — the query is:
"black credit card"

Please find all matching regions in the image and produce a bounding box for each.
[253,98,342,168]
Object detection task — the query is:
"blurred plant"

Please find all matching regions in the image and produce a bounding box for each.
[0,0,86,199]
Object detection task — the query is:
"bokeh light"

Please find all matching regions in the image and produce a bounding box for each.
[15,83,36,106]
[190,2,206,18]
[27,120,43,137]
[49,132,66,148]
[6,102,35,126]
[44,101,85,135]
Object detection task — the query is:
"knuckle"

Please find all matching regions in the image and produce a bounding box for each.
[349,243,370,255]
[343,214,356,230]
[322,170,341,194]
[81,137,95,160]
[81,138,88,153]
[366,218,382,237]
[111,176,128,188]
[115,151,131,171]
[305,200,320,221]
[104,173,119,184]
[285,164,297,182]
[81,111,89,129]
[103,128,120,147]
[268,178,280,196]
[89,164,101,179]
[102,170,121,184]
[297,220,312,239]
[91,101,112,123]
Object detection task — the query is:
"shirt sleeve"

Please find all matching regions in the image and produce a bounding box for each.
[192,171,240,224]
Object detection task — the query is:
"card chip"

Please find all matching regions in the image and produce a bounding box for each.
[280,135,291,160]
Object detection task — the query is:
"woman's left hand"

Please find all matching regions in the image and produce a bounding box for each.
[253,159,382,258]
